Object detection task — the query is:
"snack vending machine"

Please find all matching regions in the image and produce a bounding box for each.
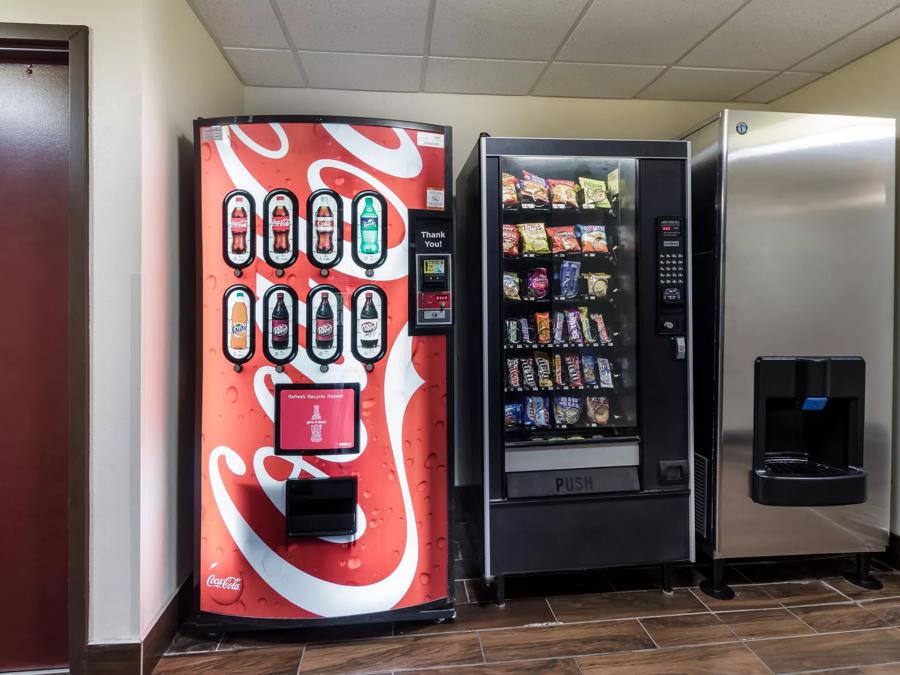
[194,116,454,628]
[456,137,693,601]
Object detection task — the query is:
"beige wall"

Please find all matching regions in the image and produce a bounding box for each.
[244,87,762,179]
[770,38,900,536]
[2,0,242,643]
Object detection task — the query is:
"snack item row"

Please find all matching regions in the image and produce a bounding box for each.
[505,308,613,346]
[506,351,614,390]
[503,222,609,256]
[503,268,611,302]
[505,395,611,429]
[502,171,613,210]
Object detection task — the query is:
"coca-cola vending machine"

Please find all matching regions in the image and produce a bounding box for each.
[193,116,454,628]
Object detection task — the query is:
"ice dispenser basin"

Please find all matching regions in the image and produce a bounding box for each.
[751,357,866,507]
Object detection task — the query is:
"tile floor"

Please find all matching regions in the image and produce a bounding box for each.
[153,555,900,674]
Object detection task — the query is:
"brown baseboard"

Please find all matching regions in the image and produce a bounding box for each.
[83,575,192,675]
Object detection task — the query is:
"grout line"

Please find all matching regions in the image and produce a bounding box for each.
[526,0,595,96]
[687,587,715,613]
[418,0,437,92]
[741,641,775,675]
[296,644,305,675]
[269,0,310,86]
[545,596,560,623]
[635,619,660,649]
[781,605,819,634]
[475,631,486,665]
[633,0,754,98]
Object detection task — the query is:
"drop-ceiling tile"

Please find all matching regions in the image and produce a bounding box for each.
[431,0,588,61]
[736,71,822,102]
[794,5,900,72]
[424,57,545,95]
[680,0,898,71]
[190,0,288,49]
[276,0,430,55]
[559,0,745,65]
[299,52,422,92]
[224,48,305,87]
[533,62,665,98]
[638,66,774,101]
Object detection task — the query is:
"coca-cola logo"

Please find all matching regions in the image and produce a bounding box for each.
[205,562,243,605]
[231,217,248,228]
[317,323,334,336]
[272,216,290,228]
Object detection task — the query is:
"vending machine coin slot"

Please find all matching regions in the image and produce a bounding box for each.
[408,210,453,334]
[656,217,686,335]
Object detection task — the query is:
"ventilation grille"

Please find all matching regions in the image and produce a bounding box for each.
[694,453,708,538]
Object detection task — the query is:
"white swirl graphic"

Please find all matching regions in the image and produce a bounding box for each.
[231,123,289,159]
[322,123,422,178]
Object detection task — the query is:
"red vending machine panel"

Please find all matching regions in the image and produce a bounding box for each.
[195,116,453,626]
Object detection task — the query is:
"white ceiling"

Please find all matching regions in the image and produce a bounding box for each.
[189,0,900,103]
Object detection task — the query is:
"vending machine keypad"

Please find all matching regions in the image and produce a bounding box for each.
[657,217,686,334]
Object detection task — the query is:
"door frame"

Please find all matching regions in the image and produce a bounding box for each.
[0,22,89,674]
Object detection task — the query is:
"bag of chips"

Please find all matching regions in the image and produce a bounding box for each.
[526,267,549,299]
[547,225,581,254]
[558,260,581,299]
[534,351,553,389]
[553,396,583,426]
[578,177,611,209]
[517,222,550,254]
[524,396,551,427]
[582,272,611,297]
[502,172,519,207]
[548,179,578,209]
[503,272,521,300]
[535,312,551,344]
[577,224,609,252]
[505,402,523,429]
[502,223,520,256]
[586,396,610,425]
[520,171,549,207]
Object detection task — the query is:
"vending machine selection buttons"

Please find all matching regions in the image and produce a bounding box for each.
[351,190,388,276]
[222,284,255,370]
[262,285,298,370]
[306,285,343,370]
[263,189,299,275]
[306,188,343,276]
[351,285,387,370]
[222,190,256,275]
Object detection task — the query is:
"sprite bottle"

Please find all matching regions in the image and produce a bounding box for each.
[359,197,380,255]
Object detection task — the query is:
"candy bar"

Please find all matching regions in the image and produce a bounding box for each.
[579,306,596,344]
[598,357,614,389]
[524,396,551,427]
[581,354,597,385]
[519,316,533,344]
[534,351,553,389]
[504,402,523,429]
[565,354,583,388]
[565,308,583,344]
[552,311,566,343]
[553,353,567,386]
[506,358,522,388]
[506,318,521,344]
[521,357,538,389]
[535,312,551,344]
[591,312,612,345]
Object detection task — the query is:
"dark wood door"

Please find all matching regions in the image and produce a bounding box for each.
[0,59,69,670]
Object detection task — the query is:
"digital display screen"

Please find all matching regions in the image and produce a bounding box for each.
[423,259,445,275]
[275,384,359,455]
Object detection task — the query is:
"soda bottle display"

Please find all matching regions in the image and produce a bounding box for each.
[230,197,248,255]
[315,204,335,254]
[315,292,334,349]
[271,196,290,254]
[359,197,380,255]
[271,292,289,350]
[230,292,249,350]
[359,292,380,349]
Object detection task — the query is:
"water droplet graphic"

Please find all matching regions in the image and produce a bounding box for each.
[416,481,428,493]
[425,453,437,468]
[206,275,217,290]
[226,386,238,403]
[369,519,378,528]
[362,490,372,499]
[419,572,431,585]
[406,457,413,467]
[437,537,446,549]
[387,469,396,481]
[347,557,362,570]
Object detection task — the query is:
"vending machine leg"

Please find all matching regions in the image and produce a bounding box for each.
[699,558,735,600]
[661,563,674,594]
[844,552,884,590]
[493,576,506,607]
